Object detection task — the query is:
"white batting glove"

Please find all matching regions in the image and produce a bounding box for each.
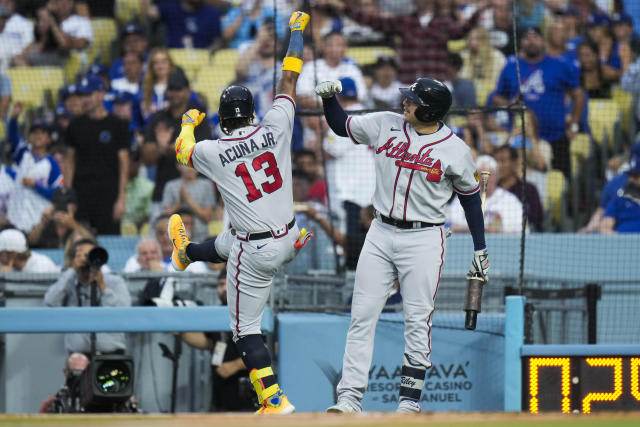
[315,80,342,98]
[467,248,489,282]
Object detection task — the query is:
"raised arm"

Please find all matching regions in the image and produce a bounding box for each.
[276,11,310,100]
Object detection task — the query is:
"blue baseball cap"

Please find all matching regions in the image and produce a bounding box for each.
[561,6,580,17]
[121,22,144,37]
[509,135,533,150]
[628,152,640,174]
[338,77,357,99]
[62,84,80,99]
[78,75,106,94]
[113,91,135,104]
[87,63,108,77]
[587,12,611,28]
[612,12,633,26]
[29,118,50,133]
[55,104,72,118]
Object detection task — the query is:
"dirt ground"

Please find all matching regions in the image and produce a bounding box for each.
[2,411,640,427]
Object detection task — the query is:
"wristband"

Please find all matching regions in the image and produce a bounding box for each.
[282,56,303,74]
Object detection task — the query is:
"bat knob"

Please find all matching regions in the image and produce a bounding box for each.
[465,310,477,330]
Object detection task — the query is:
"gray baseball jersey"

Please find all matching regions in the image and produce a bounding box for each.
[346,112,480,222]
[191,94,300,340]
[333,112,480,411]
[191,95,296,233]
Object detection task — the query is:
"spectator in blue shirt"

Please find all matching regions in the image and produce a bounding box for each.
[143,0,222,49]
[493,26,585,177]
[221,1,285,49]
[109,22,149,81]
[601,162,640,234]
[580,143,640,233]
[585,12,622,81]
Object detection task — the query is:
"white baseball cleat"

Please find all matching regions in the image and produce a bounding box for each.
[397,399,421,413]
[326,400,361,413]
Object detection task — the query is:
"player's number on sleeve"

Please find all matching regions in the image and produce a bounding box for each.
[235,152,283,202]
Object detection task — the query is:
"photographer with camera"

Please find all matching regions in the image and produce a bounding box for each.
[44,239,131,355]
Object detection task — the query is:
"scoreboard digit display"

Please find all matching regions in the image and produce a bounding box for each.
[521,346,640,413]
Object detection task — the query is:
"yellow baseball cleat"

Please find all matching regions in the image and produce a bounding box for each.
[255,390,295,414]
[289,11,309,32]
[168,214,191,271]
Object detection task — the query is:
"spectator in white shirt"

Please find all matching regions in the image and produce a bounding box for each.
[13,1,93,67]
[110,52,144,96]
[0,1,32,70]
[368,55,402,109]
[447,155,524,234]
[297,31,368,108]
[0,228,60,273]
[123,237,166,273]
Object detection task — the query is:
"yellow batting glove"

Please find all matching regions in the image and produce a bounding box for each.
[181,109,206,128]
[289,11,309,32]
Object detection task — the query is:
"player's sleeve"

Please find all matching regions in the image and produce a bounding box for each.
[449,146,480,195]
[261,95,296,143]
[345,112,388,147]
[191,140,220,182]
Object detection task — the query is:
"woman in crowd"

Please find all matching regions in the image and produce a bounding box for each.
[460,27,506,105]
[141,47,175,118]
[578,40,615,99]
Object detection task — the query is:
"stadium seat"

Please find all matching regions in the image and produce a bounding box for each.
[474,80,494,106]
[211,48,239,68]
[169,48,211,83]
[447,39,466,53]
[65,52,83,82]
[588,99,620,146]
[208,220,223,237]
[195,66,236,111]
[7,67,65,109]
[344,46,395,66]
[115,0,142,25]
[570,133,591,177]
[88,18,117,64]
[611,86,632,131]
[545,169,566,225]
[121,222,138,236]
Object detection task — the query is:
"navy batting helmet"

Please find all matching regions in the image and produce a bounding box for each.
[399,78,452,123]
[219,85,255,134]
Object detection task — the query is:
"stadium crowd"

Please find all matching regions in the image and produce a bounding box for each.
[0,0,637,276]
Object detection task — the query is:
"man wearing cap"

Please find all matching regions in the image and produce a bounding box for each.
[144,69,211,221]
[611,12,638,71]
[110,22,148,81]
[0,228,59,272]
[28,188,92,249]
[6,108,63,233]
[580,143,640,233]
[600,155,640,234]
[493,26,585,177]
[65,74,131,235]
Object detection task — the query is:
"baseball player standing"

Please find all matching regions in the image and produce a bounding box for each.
[315,77,489,413]
[167,11,311,414]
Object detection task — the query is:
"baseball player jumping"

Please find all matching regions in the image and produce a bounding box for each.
[315,78,489,413]
[168,11,311,414]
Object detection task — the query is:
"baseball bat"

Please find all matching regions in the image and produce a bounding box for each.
[464,171,491,331]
